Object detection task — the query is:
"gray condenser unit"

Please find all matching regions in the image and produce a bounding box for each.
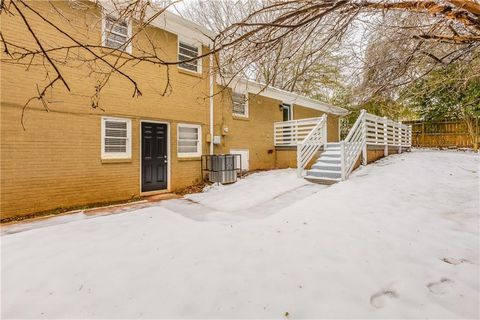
[202,154,242,184]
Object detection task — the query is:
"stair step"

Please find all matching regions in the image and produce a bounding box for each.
[315,158,341,164]
[304,175,341,184]
[322,151,341,157]
[326,147,340,151]
[306,169,342,179]
[311,163,341,171]
[326,143,340,147]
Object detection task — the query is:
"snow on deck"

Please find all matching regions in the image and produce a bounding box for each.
[1,150,479,318]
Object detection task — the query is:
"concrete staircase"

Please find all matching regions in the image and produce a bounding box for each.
[305,143,342,184]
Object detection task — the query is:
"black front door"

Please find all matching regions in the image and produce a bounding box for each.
[142,122,168,192]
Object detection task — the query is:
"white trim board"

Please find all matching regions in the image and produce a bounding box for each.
[97,1,215,46]
[101,116,132,160]
[177,123,202,158]
[230,149,249,171]
[177,38,203,74]
[222,77,349,116]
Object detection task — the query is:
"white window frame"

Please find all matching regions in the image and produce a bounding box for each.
[177,39,202,74]
[282,103,293,121]
[232,91,249,118]
[101,12,132,54]
[177,123,202,158]
[101,117,132,159]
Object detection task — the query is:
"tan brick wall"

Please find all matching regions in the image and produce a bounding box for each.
[293,105,320,119]
[1,1,210,218]
[327,115,340,142]
[214,92,281,170]
[214,90,340,171]
[1,1,343,218]
[293,104,340,142]
[351,146,400,171]
[275,150,297,169]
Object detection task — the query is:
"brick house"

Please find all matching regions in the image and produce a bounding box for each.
[0,1,347,219]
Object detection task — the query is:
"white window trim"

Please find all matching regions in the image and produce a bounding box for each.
[101,117,132,159]
[101,12,132,54]
[177,123,202,158]
[177,39,202,74]
[232,91,249,118]
[282,102,293,121]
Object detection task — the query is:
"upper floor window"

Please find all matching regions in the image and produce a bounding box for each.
[178,41,201,73]
[103,15,132,53]
[101,117,132,159]
[232,92,248,118]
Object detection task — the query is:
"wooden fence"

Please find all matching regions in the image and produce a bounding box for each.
[403,120,478,148]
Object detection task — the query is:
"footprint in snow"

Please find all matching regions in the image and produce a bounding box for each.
[442,257,471,265]
[427,278,454,295]
[370,289,398,309]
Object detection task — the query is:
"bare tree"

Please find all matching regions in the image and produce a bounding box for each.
[207,0,480,97]
[0,0,201,127]
[181,0,345,99]
[2,0,480,127]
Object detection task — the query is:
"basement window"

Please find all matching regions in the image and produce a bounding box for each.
[102,15,132,53]
[178,124,202,157]
[232,92,248,118]
[101,117,132,159]
[178,41,201,73]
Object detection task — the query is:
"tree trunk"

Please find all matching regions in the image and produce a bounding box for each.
[463,115,478,151]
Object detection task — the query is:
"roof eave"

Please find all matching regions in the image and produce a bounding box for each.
[221,77,349,116]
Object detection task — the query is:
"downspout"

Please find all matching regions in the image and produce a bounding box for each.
[209,46,214,155]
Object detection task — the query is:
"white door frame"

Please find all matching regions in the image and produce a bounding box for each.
[139,120,171,195]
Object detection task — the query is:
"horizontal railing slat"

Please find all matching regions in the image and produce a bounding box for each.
[274,117,322,147]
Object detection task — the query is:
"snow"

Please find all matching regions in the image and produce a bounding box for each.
[186,169,316,212]
[1,150,479,319]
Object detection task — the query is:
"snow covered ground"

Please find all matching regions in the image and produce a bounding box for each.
[1,150,479,319]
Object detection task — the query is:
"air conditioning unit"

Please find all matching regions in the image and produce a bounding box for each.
[202,154,242,184]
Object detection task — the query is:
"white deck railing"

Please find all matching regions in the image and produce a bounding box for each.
[274,117,322,147]
[364,113,412,148]
[340,111,366,179]
[297,114,327,176]
[340,110,412,180]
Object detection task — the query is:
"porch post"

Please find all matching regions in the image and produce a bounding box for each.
[297,141,303,178]
[340,140,346,180]
[361,110,367,165]
[398,122,403,154]
[383,116,388,157]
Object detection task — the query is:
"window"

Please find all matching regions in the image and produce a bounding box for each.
[282,103,292,121]
[177,124,202,157]
[178,41,201,73]
[101,117,131,159]
[232,92,248,117]
[103,15,131,52]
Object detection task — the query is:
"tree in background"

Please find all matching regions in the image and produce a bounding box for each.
[180,0,346,99]
[402,63,480,150]
[207,0,480,100]
[402,60,480,149]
